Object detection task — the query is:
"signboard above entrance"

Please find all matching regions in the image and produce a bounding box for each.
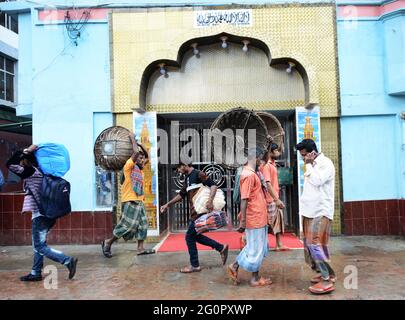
[194,9,253,28]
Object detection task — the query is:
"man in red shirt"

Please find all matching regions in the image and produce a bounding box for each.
[227,148,272,287]
[260,143,289,251]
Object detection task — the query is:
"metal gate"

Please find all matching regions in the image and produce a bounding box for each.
[157,111,298,233]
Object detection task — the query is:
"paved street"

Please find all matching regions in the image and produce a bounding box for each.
[1,236,405,300]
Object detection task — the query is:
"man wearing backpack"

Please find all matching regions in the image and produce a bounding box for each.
[6,145,78,282]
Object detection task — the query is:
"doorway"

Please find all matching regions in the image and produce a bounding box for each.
[157,110,299,234]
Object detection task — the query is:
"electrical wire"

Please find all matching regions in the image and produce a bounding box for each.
[64,8,91,45]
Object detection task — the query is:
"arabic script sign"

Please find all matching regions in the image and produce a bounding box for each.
[194,9,253,28]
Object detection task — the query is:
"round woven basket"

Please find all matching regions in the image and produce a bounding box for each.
[257,112,285,153]
[210,107,269,169]
[94,126,137,171]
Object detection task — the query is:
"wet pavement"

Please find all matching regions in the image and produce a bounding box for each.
[1,235,405,300]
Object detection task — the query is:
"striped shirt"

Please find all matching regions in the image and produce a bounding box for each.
[6,151,44,215]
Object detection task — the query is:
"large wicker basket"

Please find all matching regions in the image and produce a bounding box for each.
[210,107,269,169]
[257,112,285,153]
[94,126,137,171]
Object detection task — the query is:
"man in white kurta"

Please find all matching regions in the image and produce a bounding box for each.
[296,139,336,295]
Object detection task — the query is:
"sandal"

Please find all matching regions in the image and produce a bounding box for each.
[275,246,291,252]
[220,244,229,265]
[101,240,112,258]
[310,274,336,284]
[180,266,202,273]
[309,282,335,294]
[227,264,240,285]
[250,277,273,287]
[137,249,156,255]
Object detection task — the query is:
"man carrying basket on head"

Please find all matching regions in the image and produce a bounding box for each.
[160,163,229,273]
[102,134,154,258]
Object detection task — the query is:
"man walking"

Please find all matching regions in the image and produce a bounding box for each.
[227,148,271,287]
[296,139,336,294]
[160,162,229,273]
[102,136,154,257]
[7,145,78,281]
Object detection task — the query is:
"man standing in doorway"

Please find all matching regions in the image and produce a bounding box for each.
[227,148,272,287]
[260,143,290,251]
[296,139,336,294]
[160,163,229,273]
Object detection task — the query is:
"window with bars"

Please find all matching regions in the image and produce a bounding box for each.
[0,1,18,33]
[0,55,15,102]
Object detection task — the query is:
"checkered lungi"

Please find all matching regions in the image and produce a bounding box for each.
[113,201,148,241]
[302,216,332,270]
[267,202,285,235]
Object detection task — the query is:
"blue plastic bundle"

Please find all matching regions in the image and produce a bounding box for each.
[35,143,70,177]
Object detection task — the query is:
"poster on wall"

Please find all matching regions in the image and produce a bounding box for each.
[133,112,159,237]
[295,106,321,233]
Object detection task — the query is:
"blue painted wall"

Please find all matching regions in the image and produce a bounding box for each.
[17,12,112,211]
[338,15,405,201]
[17,13,33,116]
[7,0,405,207]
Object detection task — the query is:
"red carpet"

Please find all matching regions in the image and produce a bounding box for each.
[157,231,303,252]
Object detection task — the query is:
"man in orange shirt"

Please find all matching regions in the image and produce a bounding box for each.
[227,148,272,287]
[102,134,153,258]
[260,143,289,251]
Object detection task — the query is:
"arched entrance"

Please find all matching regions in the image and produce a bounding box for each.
[143,35,307,233]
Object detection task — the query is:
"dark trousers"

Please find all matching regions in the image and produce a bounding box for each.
[185,220,224,268]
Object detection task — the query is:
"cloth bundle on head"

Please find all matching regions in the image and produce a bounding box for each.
[130,165,144,196]
[34,143,70,177]
[194,211,228,234]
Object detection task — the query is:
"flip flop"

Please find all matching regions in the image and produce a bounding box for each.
[227,264,240,285]
[220,244,229,265]
[308,282,335,294]
[310,274,336,284]
[250,277,273,287]
[180,266,202,273]
[275,246,291,252]
[137,249,156,255]
[101,240,112,258]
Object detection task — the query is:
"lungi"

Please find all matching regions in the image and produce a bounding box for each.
[267,202,285,235]
[113,201,148,241]
[302,216,332,270]
[236,226,268,272]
